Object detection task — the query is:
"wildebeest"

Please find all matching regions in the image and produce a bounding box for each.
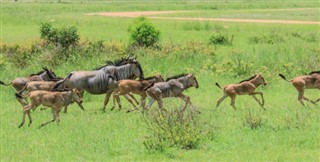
[112,74,164,112]
[17,90,84,128]
[215,74,267,110]
[279,70,320,106]
[0,67,58,91]
[145,73,199,112]
[53,57,144,112]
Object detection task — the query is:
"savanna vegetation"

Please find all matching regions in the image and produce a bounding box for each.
[0,0,320,161]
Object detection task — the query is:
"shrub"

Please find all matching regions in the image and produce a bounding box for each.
[208,33,233,45]
[40,22,80,50]
[249,33,286,44]
[128,17,160,47]
[142,107,206,151]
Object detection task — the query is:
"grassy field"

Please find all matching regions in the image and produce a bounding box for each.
[1,1,320,161]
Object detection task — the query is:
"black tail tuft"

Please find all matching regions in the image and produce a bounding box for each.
[143,82,155,91]
[279,74,289,82]
[0,80,10,86]
[215,82,222,89]
[15,93,22,99]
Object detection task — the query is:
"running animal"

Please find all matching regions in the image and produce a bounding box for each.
[145,73,199,112]
[279,71,320,106]
[215,74,267,110]
[17,89,84,128]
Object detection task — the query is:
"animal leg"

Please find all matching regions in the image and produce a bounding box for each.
[178,93,190,112]
[27,110,32,127]
[250,91,265,105]
[230,95,237,110]
[124,95,138,113]
[251,95,266,110]
[102,91,113,112]
[146,96,155,109]
[128,93,139,105]
[18,105,31,128]
[16,97,28,107]
[303,96,317,105]
[140,94,147,110]
[111,91,119,111]
[39,109,56,128]
[216,94,228,109]
[64,105,68,113]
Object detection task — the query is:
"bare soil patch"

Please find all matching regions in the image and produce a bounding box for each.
[86,10,320,25]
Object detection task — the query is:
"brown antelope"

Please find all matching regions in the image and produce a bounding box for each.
[17,90,84,128]
[112,75,165,112]
[145,73,199,112]
[279,71,320,106]
[15,80,79,113]
[215,74,267,110]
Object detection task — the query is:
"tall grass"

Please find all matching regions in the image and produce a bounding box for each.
[1,1,320,161]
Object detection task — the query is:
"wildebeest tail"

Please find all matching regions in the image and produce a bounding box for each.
[0,80,12,86]
[143,82,155,91]
[15,92,30,99]
[215,82,222,89]
[279,74,291,82]
[17,84,28,96]
[52,72,74,91]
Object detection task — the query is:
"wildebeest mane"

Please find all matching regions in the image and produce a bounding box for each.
[94,57,137,70]
[309,70,320,75]
[166,73,188,81]
[143,76,157,81]
[29,70,45,77]
[239,75,257,83]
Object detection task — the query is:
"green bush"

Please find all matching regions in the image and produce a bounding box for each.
[208,33,233,45]
[128,17,160,47]
[142,107,206,151]
[40,22,80,50]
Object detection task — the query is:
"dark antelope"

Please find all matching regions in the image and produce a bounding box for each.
[145,73,199,112]
[0,67,58,91]
[215,74,267,110]
[17,89,84,128]
[112,74,164,112]
[53,57,144,112]
[279,71,320,106]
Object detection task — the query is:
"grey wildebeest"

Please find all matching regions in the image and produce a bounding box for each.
[17,89,84,128]
[53,57,144,112]
[215,74,267,110]
[279,71,320,106]
[0,67,58,91]
[145,73,199,112]
[112,74,165,112]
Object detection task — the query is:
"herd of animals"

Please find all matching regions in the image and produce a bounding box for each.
[0,57,319,128]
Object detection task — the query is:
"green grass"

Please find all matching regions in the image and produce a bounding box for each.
[1,0,320,161]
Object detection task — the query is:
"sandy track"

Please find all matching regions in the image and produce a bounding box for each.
[86,10,320,25]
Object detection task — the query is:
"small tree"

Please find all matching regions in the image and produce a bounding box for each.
[40,22,79,50]
[128,17,160,47]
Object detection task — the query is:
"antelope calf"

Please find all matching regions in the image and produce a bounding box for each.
[17,90,84,128]
[215,74,267,110]
[279,71,320,106]
[112,75,164,112]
